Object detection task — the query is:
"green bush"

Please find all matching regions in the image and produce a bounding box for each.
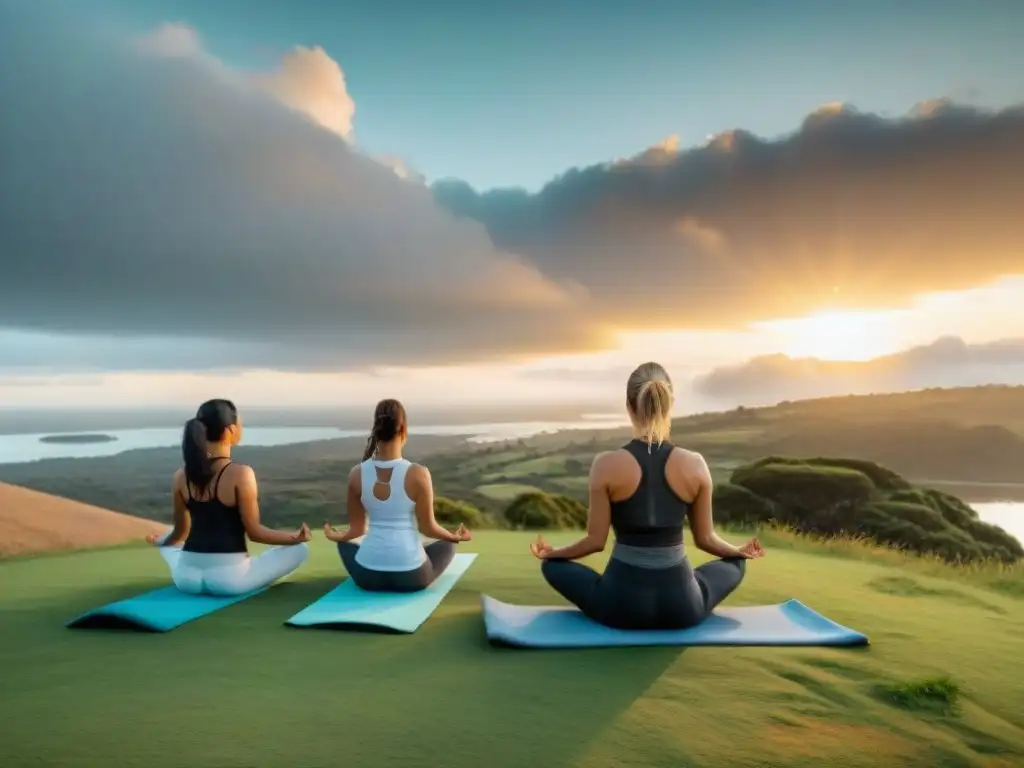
[731,461,875,520]
[712,483,775,526]
[504,492,588,530]
[433,496,484,528]
[724,456,1021,564]
[738,455,909,491]
[868,501,950,534]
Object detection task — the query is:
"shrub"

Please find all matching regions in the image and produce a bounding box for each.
[433,496,484,528]
[731,461,875,522]
[723,456,1020,564]
[868,501,949,534]
[504,492,588,530]
[737,455,908,490]
[712,483,775,526]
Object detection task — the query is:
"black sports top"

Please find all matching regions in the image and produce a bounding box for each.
[182,460,248,554]
[610,439,691,548]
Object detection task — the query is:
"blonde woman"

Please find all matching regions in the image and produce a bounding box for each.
[530,362,764,630]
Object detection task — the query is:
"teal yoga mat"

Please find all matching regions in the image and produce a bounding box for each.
[482,595,869,649]
[286,553,477,632]
[66,585,270,632]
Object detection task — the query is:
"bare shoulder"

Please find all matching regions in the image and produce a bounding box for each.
[346,463,362,493]
[670,447,711,477]
[172,467,185,490]
[589,449,622,474]
[405,463,431,501]
[406,462,431,485]
[228,462,256,484]
[590,449,630,485]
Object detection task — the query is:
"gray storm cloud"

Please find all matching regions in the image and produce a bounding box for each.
[2,3,1023,376]
[433,102,1024,332]
[0,10,604,371]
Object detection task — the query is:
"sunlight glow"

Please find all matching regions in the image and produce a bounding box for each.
[754,309,910,362]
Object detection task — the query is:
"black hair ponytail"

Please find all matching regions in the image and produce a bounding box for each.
[182,418,213,493]
[182,398,239,494]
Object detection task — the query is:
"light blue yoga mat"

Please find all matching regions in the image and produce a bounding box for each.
[66,585,269,632]
[286,553,477,632]
[482,596,869,649]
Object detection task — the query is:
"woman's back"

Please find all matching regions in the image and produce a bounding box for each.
[607,439,692,567]
[354,457,426,572]
[180,461,248,554]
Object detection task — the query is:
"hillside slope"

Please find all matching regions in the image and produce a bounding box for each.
[0,482,164,557]
[0,532,1022,767]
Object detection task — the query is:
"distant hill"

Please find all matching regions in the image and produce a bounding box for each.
[0,482,164,557]
[676,385,1024,434]
[3,385,1024,527]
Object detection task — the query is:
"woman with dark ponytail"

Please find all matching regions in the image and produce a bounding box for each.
[528,362,763,630]
[147,398,311,595]
[323,398,472,592]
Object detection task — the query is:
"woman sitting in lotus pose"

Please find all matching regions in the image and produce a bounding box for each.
[530,362,764,630]
[323,398,471,592]
[148,398,311,595]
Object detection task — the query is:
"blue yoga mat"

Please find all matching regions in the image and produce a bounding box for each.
[66,585,270,632]
[286,553,477,632]
[482,595,869,648]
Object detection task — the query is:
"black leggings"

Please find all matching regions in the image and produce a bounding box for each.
[338,539,456,593]
[540,555,746,630]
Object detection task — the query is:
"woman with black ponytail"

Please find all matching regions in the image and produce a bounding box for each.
[323,398,472,592]
[147,398,311,595]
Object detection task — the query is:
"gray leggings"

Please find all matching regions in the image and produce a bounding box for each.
[338,539,456,592]
[541,555,746,630]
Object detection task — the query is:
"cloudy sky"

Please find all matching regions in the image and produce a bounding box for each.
[1,0,1023,413]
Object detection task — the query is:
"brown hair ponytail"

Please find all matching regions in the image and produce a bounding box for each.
[362,399,407,460]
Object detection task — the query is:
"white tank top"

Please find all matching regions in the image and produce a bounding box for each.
[353,458,428,572]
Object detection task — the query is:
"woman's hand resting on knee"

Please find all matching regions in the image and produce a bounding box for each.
[737,538,765,559]
[529,535,554,559]
[290,522,311,543]
[450,523,472,542]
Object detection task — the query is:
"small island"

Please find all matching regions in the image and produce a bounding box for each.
[39,433,118,445]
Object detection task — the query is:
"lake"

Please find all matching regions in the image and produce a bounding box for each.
[971,502,1024,546]
[0,416,629,465]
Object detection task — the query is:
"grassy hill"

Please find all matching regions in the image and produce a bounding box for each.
[2,529,1022,767]
[0,481,165,557]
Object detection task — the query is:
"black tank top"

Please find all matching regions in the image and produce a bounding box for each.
[610,439,691,548]
[182,461,248,554]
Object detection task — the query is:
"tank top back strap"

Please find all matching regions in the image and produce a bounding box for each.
[210,460,232,499]
[387,460,412,502]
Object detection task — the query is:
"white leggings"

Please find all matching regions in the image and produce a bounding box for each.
[156,527,309,596]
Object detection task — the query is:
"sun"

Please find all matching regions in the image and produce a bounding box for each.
[756,309,906,362]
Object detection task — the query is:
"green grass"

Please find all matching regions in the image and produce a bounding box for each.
[2,533,1024,767]
[475,482,543,501]
[875,677,962,715]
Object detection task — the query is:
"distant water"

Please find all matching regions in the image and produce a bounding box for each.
[0,416,628,465]
[972,502,1024,545]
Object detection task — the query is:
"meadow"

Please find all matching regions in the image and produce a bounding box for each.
[2,529,1023,768]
